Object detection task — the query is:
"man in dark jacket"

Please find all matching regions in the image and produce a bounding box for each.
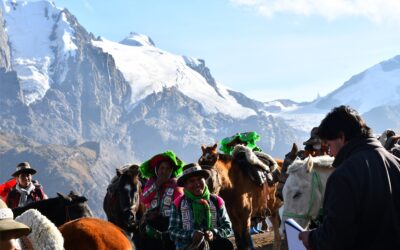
[299,105,400,250]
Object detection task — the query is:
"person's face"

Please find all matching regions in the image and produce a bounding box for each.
[157,161,173,179]
[0,239,18,250]
[325,135,346,157]
[17,172,32,188]
[184,175,205,196]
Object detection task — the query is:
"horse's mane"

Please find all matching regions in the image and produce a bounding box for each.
[287,155,334,175]
[13,196,61,214]
[218,153,233,162]
[13,193,88,216]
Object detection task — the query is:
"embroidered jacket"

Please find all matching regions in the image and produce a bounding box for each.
[142,178,183,217]
[6,181,47,209]
[169,194,233,250]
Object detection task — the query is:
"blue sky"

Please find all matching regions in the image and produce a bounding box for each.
[53,0,400,102]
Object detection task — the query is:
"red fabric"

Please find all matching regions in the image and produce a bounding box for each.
[0,179,16,202]
[149,155,171,169]
[142,178,182,209]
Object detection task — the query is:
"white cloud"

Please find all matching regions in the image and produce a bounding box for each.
[230,0,400,22]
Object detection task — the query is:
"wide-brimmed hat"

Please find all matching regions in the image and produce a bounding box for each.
[303,127,321,146]
[139,151,185,179]
[0,199,30,240]
[11,162,37,177]
[177,163,210,187]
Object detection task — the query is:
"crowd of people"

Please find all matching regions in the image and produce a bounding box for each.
[1,105,400,250]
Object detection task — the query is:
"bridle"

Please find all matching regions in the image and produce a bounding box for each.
[283,170,324,222]
[199,153,222,193]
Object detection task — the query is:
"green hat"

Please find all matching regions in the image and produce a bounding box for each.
[139,151,185,179]
[0,199,31,240]
[220,132,261,155]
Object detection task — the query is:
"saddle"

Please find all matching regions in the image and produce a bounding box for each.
[232,145,280,186]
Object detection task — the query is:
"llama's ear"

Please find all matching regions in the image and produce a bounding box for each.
[306,156,313,173]
[212,143,218,150]
[201,145,206,152]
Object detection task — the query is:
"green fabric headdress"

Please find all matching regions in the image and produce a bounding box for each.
[219,131,262,155]
[139,150,185,179]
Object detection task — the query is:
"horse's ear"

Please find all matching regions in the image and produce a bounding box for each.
[201,145,206,152]
[292,143,298,154]
[116,168,123,176]
[57,192,72,202]
[212,143,218,150]
[74,196,88,203]
[305,156,314,173]
[69,190,79,196]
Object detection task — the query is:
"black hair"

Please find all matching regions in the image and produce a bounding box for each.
[317,105,372,141]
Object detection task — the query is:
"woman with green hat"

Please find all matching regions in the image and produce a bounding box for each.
[139,150,185,250]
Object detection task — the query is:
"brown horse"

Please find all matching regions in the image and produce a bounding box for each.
[60,217,134,250]
[199,144,282,250]
[103,164,145,238]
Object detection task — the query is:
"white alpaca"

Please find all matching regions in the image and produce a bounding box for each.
[282,155,335,229]
[15,209,64,250]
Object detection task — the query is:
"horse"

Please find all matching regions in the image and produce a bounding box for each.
[282,155,335,229]
[199,143,282,250]
[59,217,134,250]
[277,143,329,201]
[103,164,144,235]
[12,191,93,227]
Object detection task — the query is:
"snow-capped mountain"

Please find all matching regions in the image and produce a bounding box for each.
[264,55,400,134]
[2,0,399,217]
[2,0,77,105]
[312,55,400,114]
[0,0,302,216]
[92,36,256,119]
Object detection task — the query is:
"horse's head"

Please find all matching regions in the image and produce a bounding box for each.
[282,143,299,175]
[117,164,141,187]
[198,144,222,194]
[57,191,93,222]
[198,143,219,166]
[115,164,142,230]
[282,156,334,229]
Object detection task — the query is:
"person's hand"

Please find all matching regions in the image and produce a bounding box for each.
[192,230,204,243]
[298,231,312,250]
[204,230,214,241]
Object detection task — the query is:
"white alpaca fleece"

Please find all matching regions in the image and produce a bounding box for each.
[15,209,64,250]
[232,144,278,172]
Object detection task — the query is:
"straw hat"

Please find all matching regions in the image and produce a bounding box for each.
[11,162,37,177]
[177,163,210,187]
[0,199,30,240]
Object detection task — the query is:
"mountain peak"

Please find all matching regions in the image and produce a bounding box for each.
[119,32,155,47]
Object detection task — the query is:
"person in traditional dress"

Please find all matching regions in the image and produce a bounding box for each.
[139,151,185,250]
[169,163,233,250]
